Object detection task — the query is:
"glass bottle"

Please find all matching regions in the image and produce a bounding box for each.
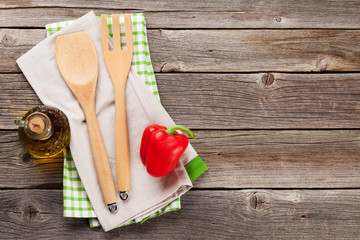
[14,106,70,158]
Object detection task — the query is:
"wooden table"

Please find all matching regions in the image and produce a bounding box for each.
[1,1,360,239]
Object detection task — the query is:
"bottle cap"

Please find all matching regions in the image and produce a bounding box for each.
[29,117,45,133]
[24,112,53,140]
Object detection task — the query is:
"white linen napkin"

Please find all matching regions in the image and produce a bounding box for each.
[17,11,195,231]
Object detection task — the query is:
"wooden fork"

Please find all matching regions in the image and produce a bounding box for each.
[101,14,133,201]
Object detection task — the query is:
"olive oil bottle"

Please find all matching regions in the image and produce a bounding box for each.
[14,106,70,158]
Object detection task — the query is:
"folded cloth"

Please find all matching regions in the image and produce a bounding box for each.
[17,11,204,231]
[45,13,205,228]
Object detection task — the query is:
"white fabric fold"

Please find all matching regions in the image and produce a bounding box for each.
[17,11,195,231]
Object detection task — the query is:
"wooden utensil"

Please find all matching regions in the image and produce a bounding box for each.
[55,31,118,212]
[101,14,133,201]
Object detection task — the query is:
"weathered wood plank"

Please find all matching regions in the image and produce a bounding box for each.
[2,73,360,129]
[2,130,360,189]
[1,0,239,11]
[1,189,360,239]
[149,29,360,72]
[0,29,46,73]
[2,0,360,24]
[157,73,360,129]
[1,29,360,73]
[0,131,63,189]
[1,3,360,29]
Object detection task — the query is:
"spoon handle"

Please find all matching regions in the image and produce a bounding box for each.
[83,103,118,209]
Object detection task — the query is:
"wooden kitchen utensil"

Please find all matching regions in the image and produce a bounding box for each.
[55,31,118,212]
[101,14,133,201]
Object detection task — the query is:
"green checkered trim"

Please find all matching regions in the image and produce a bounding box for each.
[63,148,97,218]
[46,14,173,228]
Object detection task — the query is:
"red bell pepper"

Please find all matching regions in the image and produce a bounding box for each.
[140,124,195,177]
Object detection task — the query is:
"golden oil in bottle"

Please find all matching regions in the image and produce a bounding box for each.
[14,106,70,158]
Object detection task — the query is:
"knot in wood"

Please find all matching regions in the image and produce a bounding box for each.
[276,17,282,22]
[1,34,17,47]
[22,204,40,222]
[261,73,275,86]
[19,152,32,164]
[316,58,329,72]
[249,192,267,211]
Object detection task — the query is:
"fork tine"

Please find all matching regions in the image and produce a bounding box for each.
[101,15,110,54]
[112,14,121,52]
[124,14,133,53]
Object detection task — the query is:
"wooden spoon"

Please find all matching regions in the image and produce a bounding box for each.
[55,31,118,213]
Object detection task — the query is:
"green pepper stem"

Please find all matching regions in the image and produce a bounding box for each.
[165,125,195,139]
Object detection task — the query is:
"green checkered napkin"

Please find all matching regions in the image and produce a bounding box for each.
[46,14,207,228]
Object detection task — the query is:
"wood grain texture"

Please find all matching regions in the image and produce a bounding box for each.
[2,29,360,73]
[0,29,45,73]
[2,0,360,21]
[0,131,63,189]
[3,73,360,130]
[1,2,360,29]
[1,189,360,239]
[148,29,360,73]
[2,130,360,189]
[1,0,242,11]
[156,73,360,129]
